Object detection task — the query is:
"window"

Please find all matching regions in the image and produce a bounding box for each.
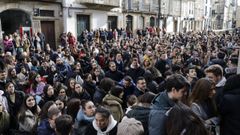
[40,10,54,17]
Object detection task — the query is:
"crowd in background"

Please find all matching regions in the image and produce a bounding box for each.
[0,26,240,135]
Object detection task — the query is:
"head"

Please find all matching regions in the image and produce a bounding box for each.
[48,106,62,129]
[43,84,55,97]
[55,97,65,111]
[166,74,190,101]
[110,86,124,99]
[81,100,96,117]
[95,107,111,130]
[138,92,156,105]
[204,64,223,84]
[109,61,117,72]
[5,82,15,95]
[190,78,216,104]
[186,66,197,78]
[68,78,76,89]
[136,77,147,91]
[166,103,209,135]
[122,76,133,88]
[126,94,138,107]
[99,78,115,93]
[24,94,37,110]
[131,57,139,68]
[66,98,81,121]
[74,83,83,94]
[0,69,6,81]
[55,114,73,135]
[40,101,57,120]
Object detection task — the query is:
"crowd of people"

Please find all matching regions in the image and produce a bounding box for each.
[0,26,240,135]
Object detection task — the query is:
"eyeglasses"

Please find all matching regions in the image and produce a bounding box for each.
[75,86,81,89]
[56,103,63,106]
[60,91,66,94]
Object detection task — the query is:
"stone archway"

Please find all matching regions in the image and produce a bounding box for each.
[0,9,31,35]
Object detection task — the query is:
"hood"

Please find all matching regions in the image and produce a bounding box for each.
[216,77,226,87]
[92,115,117,135]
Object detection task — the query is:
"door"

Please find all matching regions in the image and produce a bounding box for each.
[77,15,90,41]
[41,21,55,50]
[108,16,118,30]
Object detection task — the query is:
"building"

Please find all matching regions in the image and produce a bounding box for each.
[194,0,205,31]
[122,0,158,33]
[181,0,195,32]
[0,0,63,49]
[63,0,122,41]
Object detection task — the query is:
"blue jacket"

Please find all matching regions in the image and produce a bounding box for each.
[148,91,175,135]
[37,119,55,135]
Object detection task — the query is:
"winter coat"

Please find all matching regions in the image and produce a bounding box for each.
[105,70,124,82]
[0,111,10,134]
[220,88,240,135]
[127,105,151,135]
[73,108,94,135]
[85,115,118,135]
[37,119,55,135]
[18,109,38,133]
[103,94,124,122]
[71,91,91,101]
[93,88,107,106]
[148,91,176,135]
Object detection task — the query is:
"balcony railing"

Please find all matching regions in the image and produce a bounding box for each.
[78,0,119,7]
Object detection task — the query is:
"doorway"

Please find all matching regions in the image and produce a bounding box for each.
[77,15,90,42]
[0,9,31,36]
[41,21,56,50]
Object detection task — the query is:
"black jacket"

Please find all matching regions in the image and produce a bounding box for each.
[220,88,240,135]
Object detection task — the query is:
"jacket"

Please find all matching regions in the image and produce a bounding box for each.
[220,88,240,135]
[148,91,175,135]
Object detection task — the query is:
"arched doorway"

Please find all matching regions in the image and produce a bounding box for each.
[139,16,144,29]
[126,15,133,31]
[150,17,155,27]
[0,9,31,36]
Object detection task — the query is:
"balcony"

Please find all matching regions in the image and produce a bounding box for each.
[123,1,157,14]
[78,0,120,10]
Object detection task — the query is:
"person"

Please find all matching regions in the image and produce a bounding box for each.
[37,106,61,135]
[5,82,25,131]
[55,96,66,114]
[39,84,56,108]
[126,57,145,83]
[117,116,144,135]
[166,103,209,135]
[73,100,96,135]
[148,74,189,135]
[55,114,73,135]
[127,92,156,135]
[102,86,124,122]
[134,77,148,97]
[66,98,81,123]
[219,74,240,135]
[0,99,10,134]
[17,94,40,134]
[204,64,226,109]
[85,107,118,135]
[71,83,91,101]
[105,61,124,82]
[93,77,115,106]
[189,78,219,133]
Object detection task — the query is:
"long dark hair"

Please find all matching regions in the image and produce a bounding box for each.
[189,78,215,104]
[166,103,209,135]
[18,94,38,122]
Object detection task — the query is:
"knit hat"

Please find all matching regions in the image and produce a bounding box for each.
[117,116,144,135]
